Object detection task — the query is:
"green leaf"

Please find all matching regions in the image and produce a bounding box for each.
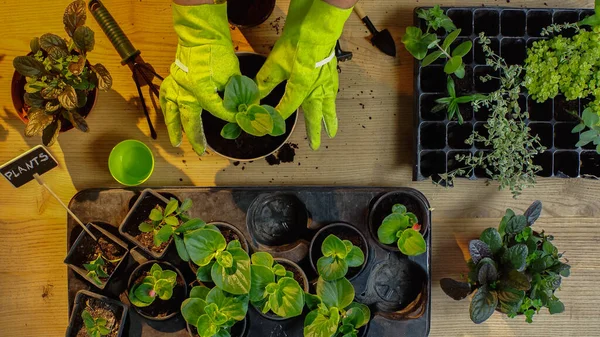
[133,283,155,304]
[251,252,274,268]
[304,293,323,311]
[181,298,207,327]
[401,27,437,60]
[524,201,543,226]
[185,228,227,266]
[378,213,410,244]
[206,287,249,322]
[499,209,515,236]
[397,229,426,256]
[444,56,462,74]
[211,247,251,295]
[91,63,112,90]
[82,310,95,329]
[317,277,354,310]
[273,264,287,277]
[572,123,586,133]
[576,139,592,147]
[582,108,599,127]
[155,224,174,245]
[149,208,163,221]
[138,222,153,233]
[155,279,175,300]
[421,50,443,67]
[236,105,274,137]
[479,228,502,254]
[196,262,214,283]
[73,26,95,53]
[506,215,527,234]
[317,255,348,281]
[164,198,179,216]
[197,314,219,337]
[190,286,211,300]
[227,240,241,250]
[392,204,407,214]
[264,105,286,136]
[63,0,87,37]
[39,33,67,52]
[497,286,525,314]
[469,285,497,324]
[581,129,598,142]
[345,246,365,268]
[224,75,260,112]
[24,92,45,108]
[344,302,370,328]
[440,278,472,300]
[548,298,565,314]
[322,235,347,258]
[174,235,189,262]
[178,199,193,212]
[469,240,492,265]
[216,250,234,268]
[175,218,207,233]
[30,37,41,54]
[269,277,305,318]
[446,76,456,98]
[502,244,528,271]
[221,123,242,140]
[442,29,461,50]
[13,56,46,78]
[454,64,466,79]
[304,310,339,337]
[504,270,531,291]
[452,41,472,57]
[42,120,61,147]
[164,216,179,227]
[250,264,275,302]
[477,258,498,285]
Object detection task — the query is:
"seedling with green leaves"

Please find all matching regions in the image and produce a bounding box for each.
[184,228,251,295]
[433,77,487,124]
[181,286,249,337]
[249,252,305,318]
[378,204,426,256]
[81,308,111,337]
[304,277,370,337]
[138,198,192,249]
[12,0,112,146]
[402,5,472,78]
[220,75,286,139]
[129,263,178,308]
[440,201,570,324]
[316,234,365,281]
[83,255,121,286]
[572,107,600,153]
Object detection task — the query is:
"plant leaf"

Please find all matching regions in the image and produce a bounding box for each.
[24,93,45,108]
[401,27,436,60]
[440,278,472,300]
[422,50,443,67]
[58,86,78,110]
[317,255,348,281]
[175,218,206,233]
[317,277,354,310]
[548,298,565,314]
[469,285,497,324]
[48,46,68,61]
[206,287,249,322]
[64,0,87,37]
[155,225,174,245]
[196,262,214,283]
[344,302,370,328]
[139,222,154,233]
[502,244,528,271]
[504,270,531,291]
[264,105,286,136]
[303,310,339,337]
[24,108,53,137]
[345,246,365,268]
[452,41,472,57]
[90,64,112,90]
[73,26,95,53]
[68,111,89,132]
[582,108,599,128]
[397,228,426,256]
[211,247,251,295]
[149,208,163,221]
[269,277,305,318]
[479,228,502,254]
[446,76,456,98]
[477,259,498,285]
[164,198,179,216]
[224,75,260,112]
[442,29,461,50]
[497,286,525,314]
[13,56,46,77]
[185,228,227,266]
[572,123,586,133]
[30,37,41,54]
[251,252,274,268]
[378,213,410,244]
[249,264,275,302]
[221,123,242,140]
[444,56,462,74]
[174,235,190,262]
[468,239,492,265]
[506,215,527,234]
[39,33,67,52]
[524,200,542,226]
[181,298,207,328]
[321,234,347,258]
[454,63,466,79]
[42,120,61,146]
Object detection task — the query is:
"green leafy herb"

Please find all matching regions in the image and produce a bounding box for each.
[84,255,112,286]
[440,201,570,324]
[128,263,178,308]
[433,76,487,124]
[316,234,365,281]
[81,308,112,337]
[377,203,426,256]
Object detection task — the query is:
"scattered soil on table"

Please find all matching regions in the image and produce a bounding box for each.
[265,143,298,165]
[73,297,121,337]
[71,232,127,282]
[312,226,367,279]
[131,265,186,319]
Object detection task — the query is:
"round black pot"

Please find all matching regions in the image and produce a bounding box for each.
[246,193,311,249]
[309,223,369,281]
[253,257,309,321]
[189,222,250,275]
[228,0,276,28]
[203,52,298,161]
[368,190,431,252]
[127,260,188,321]
[187,316,247,337]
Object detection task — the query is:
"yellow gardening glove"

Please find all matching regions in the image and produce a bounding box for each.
[160,3,240,155]
[256,0,352,150]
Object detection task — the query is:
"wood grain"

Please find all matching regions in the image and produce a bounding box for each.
[0,0,598,336]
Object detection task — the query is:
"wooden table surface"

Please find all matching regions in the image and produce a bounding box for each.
[0,0,598,336]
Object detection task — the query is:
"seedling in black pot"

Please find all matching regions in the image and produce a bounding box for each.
[440,201,570,324]
[65,290,128,337]
[433,76,486,124]
[377,204,426,256]
[188,222,249,276]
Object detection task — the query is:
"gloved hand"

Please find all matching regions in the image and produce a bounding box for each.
[256,0,352,150]
[160,3,240,155]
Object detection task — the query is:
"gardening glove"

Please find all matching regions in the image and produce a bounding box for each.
[256,0,352,150]
[160,3,240,155]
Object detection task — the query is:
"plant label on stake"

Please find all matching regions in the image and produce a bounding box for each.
[0,145,97,240]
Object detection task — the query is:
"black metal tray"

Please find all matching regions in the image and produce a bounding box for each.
[67,187,432,337]
[413,7,600,181]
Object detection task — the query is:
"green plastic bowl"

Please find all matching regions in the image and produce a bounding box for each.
[108,140,154,186]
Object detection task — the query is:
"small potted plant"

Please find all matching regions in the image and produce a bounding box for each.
[127,261,187,320]
[119,189,191,259]
[249,252,307,320]
[309,223,369,281]
[11,0,112,146]
[440,201,570,324]
[64,223,128,289]
[65,290,128,337]
[376,204,426,256]
[304,277,371,337]
[181,285,248,337]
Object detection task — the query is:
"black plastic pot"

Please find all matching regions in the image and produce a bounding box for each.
[127,260,188,321]
[228,0,276,28]
[309,223,369,281]
[188,222,250,275]
[119,189,172,259]
[64,223,129,290]
[203,53,298,161]
[368,190,430,253]
[187,317,247,337]
[65,290,128,337]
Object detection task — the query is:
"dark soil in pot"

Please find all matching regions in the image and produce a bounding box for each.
[309,223,369,281]
[228,0,276,28]
[188,317,247,337]
[127,261,187,321]
[203,53,297,161]
[189,222,249,274]
[66,290,127,337]
[368,190,430,252]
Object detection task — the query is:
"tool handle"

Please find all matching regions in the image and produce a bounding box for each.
[88,0,141,65]
[353,4,378,35]
[353,3,367,19]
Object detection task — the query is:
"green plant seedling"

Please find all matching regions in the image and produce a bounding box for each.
[440,201,570,324]
[81,308,111,337]
[181,286,249,337]
[377,204,426,256]
[572,107,600,153]
[83,255,121,286]
[433,76,487,124]
[316,234,365,281]
[184,228,251,295]
[12,0,112,146]
[128,263,178,308]
[401,5,472,78]
[220,75,286,139]
[303,277,371,337]
[249,252,304,318]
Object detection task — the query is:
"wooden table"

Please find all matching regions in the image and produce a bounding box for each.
[0,0,598,336]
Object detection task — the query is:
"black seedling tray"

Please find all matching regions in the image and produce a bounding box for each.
[413,7,600,181]
[66,187,432,337]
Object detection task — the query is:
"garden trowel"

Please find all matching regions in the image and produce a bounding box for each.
[354,3,396,57]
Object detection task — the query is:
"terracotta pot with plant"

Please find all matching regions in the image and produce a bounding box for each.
[11,0,112,146]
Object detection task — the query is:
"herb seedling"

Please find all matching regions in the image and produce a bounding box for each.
[249,252,304,318]
[402,5,472,78]
[138,198,192,251]
[440,201,570,324]
[378,204,426,256]
[304,277,371,337]
[316,234,365,281]
[12,0,112,146]
[181,286,249,337]
[83,255,121,286]
[184,228,251,295]
[81,308,111,337]
[220,75,286,139]
[433,76,487,124]
[128,263,178,308]
[572,107,600,153]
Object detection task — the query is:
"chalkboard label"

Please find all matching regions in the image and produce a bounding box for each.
[0,145,58,188]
